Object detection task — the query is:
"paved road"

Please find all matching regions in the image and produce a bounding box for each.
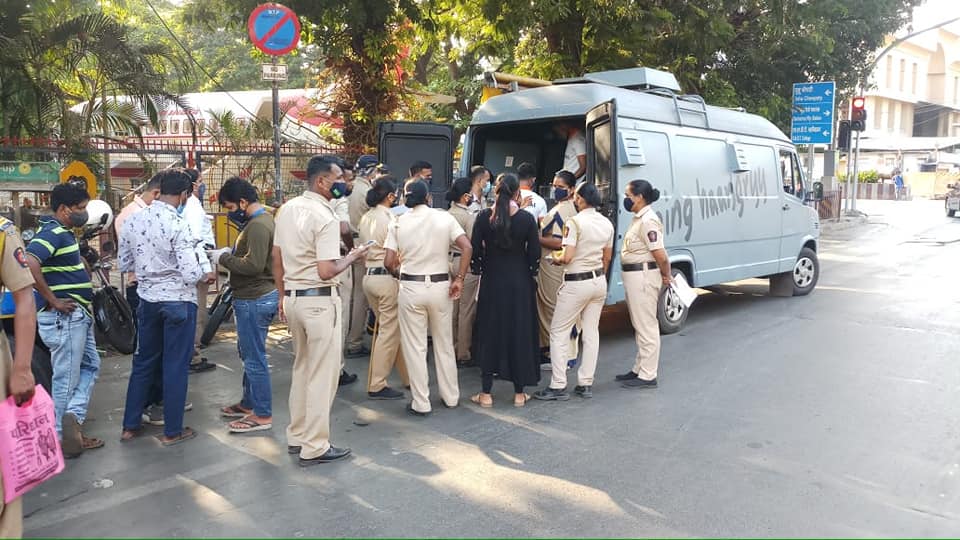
[24,200,960,537]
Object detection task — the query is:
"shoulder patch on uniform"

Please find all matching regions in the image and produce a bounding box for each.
[0,218,13,235]
[13,247,28,268]
[648,230,658,243]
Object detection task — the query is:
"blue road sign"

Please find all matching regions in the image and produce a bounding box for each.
[791,81,836,145]
[248,4,301,56]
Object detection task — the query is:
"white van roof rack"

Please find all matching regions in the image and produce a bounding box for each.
[554,67,682,92]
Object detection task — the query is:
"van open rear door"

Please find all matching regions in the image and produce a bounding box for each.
[585,100,617,216]
[378,121,455,208]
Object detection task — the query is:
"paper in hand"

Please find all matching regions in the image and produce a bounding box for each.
[670,272,697,308]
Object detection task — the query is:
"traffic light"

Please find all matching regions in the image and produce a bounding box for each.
[837,120,852,151]
[851,96,867,131]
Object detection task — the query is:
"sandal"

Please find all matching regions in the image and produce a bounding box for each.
[220,404,251,418]
[228,416,273,434]
[120,428,143,442]
[514,393,531,408]
[470,393,493,408]
[189,360,217,374]
[82,435,105,450]
[157,427,197,447]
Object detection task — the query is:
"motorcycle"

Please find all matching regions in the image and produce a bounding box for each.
[200,282,233,346]
[78,214,137,355]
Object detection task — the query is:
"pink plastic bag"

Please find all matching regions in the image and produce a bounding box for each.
[0,385,64,503]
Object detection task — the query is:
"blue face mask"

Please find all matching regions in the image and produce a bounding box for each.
[330,181,348,199]
[482,182,492,196]
[553,187,569,201]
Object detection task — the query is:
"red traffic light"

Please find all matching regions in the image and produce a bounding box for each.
[852,96,865,109]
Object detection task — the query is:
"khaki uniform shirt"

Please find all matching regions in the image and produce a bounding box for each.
[0,218,35,384]
[561,207,614,273]
[348,177,373,228]
[358,205,394,268]
[447,203,477,246]
[273,191,341,290]
[621,206,664,264]
[385,205,465,275]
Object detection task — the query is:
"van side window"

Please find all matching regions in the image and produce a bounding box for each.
[589,118,613,203]
[779,149,805,200]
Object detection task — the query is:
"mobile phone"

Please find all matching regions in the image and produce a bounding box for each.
[364,240,377,247]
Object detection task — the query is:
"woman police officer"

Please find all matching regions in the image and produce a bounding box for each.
[533,182,614,401]
[616,179,671,389]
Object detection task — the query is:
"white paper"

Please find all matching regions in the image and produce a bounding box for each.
[670,273,697,308]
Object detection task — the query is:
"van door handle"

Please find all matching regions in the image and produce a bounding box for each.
[782,204,790,211]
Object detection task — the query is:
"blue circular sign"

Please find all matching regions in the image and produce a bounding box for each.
[247,4,301,56]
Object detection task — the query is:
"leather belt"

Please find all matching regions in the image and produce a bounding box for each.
[400,273,449,283]
[621,262,658,272]
[366,267,391,276]
[564,268,605,282]
[284,287,333,297]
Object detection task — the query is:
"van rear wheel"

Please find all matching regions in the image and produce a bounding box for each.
[658,268,688,335]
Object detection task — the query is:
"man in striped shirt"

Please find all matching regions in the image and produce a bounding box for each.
[25,183,104,458]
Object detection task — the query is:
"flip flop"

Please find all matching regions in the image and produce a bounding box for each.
[514,393,531,408]
[120,428,143,443]
[470,393,493,408]
[220,404,251,418]
[157,427,196,447]
[82,435,105,450]
[228,417,272,434]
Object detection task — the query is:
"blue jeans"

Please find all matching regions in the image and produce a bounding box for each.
[38,308,101,436]
[122,300,196,437]
[233,290,278,417]
[126,283,162,407]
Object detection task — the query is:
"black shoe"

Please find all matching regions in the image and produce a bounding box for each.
[298,446,351,466]
[406,402,430,417]
[288,445,302,455]
[532,387,570,401]
[368,387,404,400]
[615,371,639,381]
[622,377,658,389]
[189,359,217,374]
[574,385,593,398]
[345,346,370,359]
[338,370,358,387]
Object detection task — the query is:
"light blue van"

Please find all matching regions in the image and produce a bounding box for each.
[380,68,821,333]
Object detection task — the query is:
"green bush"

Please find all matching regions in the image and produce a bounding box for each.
[837,169,881,183]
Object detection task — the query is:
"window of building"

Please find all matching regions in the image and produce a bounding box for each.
[886,56,893,88]
[912,63,918,94]
[888,102,897,131]
[899,59,906,92]
[170,120,180,134]
[954,76,959,104]
[159,120,167,134]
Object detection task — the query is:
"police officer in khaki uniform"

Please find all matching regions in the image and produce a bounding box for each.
[273,156,368,466]
[445,178,479,365]
[345,155,379,358]
[359,176,409,399]
[617,179,671,388]
[331,162,359,386]
[0,217,39,537]
[385,180,472,416]
[536,170,580,370]
[533,183,614,401]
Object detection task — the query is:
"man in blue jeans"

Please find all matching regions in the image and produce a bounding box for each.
[208,177,278,432]
[25,183,104,459]
[118,169,215,446]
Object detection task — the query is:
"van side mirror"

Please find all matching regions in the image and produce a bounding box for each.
[811,181,824,201]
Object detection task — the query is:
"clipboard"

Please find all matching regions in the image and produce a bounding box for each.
[670,273,697,308]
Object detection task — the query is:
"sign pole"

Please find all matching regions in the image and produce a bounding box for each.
[271,56,283,204]
[851,129,861,213]
[806,144,815,183]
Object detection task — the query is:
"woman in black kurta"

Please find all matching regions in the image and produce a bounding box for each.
[470,173,541,408]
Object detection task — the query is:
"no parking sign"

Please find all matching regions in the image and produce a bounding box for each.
[247,3,300,56]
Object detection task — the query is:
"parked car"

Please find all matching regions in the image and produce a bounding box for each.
[946,183,960,218]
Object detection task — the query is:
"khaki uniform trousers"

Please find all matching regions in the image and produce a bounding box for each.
[449,256,479,362]
[537,264,580,361]
[347,259,369,351]
[0,335,22,538]
[363,273,409,392]
[623,269,661,380]
[398,280,459,413]
[338,268,353,369]
[549,276,606,389]
[284,294,342,460]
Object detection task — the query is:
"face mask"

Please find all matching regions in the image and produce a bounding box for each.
[344,186,354,197]
[481,183,492,196]
[176,203,186,215]
[553,187,569,201]
[68,210,88,228]
[623,196,636,213]
[227,208,248,228]
[330,181,348,199]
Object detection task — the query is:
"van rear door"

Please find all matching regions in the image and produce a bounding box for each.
[585,100,622,303]
[378,121,455,207]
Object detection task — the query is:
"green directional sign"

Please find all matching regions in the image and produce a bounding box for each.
[0,161,61,191]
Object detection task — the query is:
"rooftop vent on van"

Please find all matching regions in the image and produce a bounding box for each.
[553,67,682,92]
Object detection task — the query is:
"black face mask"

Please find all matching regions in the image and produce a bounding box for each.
[227,208,248,228]
[68,210,88,228]
[623,196,635,213]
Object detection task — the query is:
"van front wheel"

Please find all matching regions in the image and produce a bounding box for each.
[791,247,819,296]
[658,268,689,335]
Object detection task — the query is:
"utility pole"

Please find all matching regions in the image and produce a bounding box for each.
[271,55,283,204]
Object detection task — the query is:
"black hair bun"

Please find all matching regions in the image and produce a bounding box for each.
[649,188,661,203]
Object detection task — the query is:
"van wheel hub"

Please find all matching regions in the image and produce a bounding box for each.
[663,288,685,322]
[794,257,815,288]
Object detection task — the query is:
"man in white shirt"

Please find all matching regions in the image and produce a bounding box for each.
[554,122,586,180]
[516,162,548,222]
[183,169,216,373]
